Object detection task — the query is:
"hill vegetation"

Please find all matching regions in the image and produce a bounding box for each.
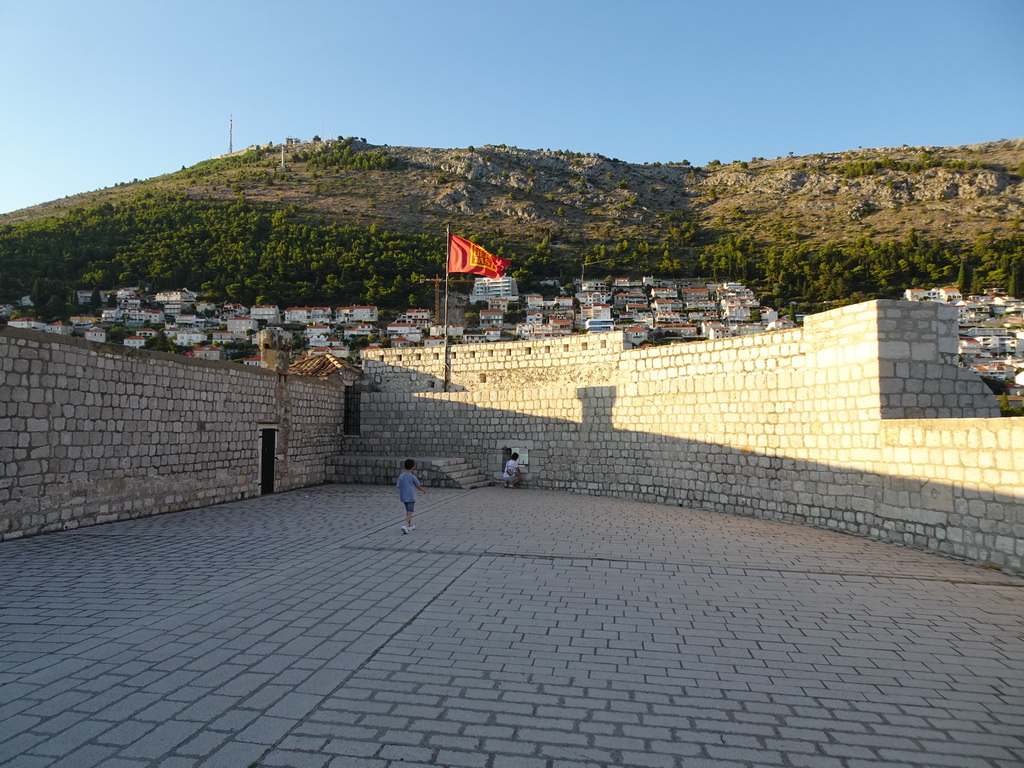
[1,136,1023,318]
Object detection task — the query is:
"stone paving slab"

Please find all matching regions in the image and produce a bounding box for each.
[1,484,1022,768]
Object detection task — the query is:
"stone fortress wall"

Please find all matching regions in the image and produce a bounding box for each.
[1,327,346,540]
[3,300,1022,575]
[356,300,1024,574]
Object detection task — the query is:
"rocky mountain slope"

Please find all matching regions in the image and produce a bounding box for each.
[4,138,1022,255]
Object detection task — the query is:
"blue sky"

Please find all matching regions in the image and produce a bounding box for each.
[2,0,1022,215]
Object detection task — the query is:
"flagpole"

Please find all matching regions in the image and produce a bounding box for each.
[443,225,451,392]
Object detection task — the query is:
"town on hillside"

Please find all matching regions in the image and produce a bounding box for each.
[3,278,1023,406]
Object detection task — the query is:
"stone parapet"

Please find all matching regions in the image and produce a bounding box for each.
[0,327,345,540]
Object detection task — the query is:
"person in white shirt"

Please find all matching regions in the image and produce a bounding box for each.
[503,453,523,488]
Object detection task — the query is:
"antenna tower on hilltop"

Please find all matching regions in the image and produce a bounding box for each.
[228,115,233,154]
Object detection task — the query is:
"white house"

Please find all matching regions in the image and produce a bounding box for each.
[343,323,377,340]
[399,309,432,327]
[284,307,314,324]
[221,303,249,318]
[386,322,423,342]
[968,328,1015,354]
[972,363,1016,381]
[702,322,733,340]
[959,335,985,356]
[581,303,610,329]
[652,299,682,316]
[173,329,208,346]
[721,300,752,322]
[251,305,281,324]
[130,308,165,325]
[155,289,198,304]
[524,294,545,309]
[123,335,147,349]
[584,318,615,333]
[117,293,142,310]
[624,326,649,346]
[470,276,518,302]
[335,306,379,323]
[304,323,331,339]
[576,290,610,307]
[85,326,108,343]
[9,317,45,331]
[226,317,259,335]
[45,321,73,336]
[191,345,223,361]
[937,286,963,303]
[479,309,505,327]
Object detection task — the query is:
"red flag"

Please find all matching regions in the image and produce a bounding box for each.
[447,234,510,279]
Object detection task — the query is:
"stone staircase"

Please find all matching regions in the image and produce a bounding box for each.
[327,455,492,489]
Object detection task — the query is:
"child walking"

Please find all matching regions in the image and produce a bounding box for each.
[397,458,426,534]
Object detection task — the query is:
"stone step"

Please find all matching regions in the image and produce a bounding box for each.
[328,454,491,490]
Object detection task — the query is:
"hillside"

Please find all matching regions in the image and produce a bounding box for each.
[1,137,1023,313]
[5,137,1023,247]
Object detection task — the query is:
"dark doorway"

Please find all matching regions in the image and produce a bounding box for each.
[260,428,277,495]
[344,387,361,435]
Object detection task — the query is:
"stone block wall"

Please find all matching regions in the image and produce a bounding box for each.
[1,327,346,540]
[350,300,1023,573]
[362,334,628,393]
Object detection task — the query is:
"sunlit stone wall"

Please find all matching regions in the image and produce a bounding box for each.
[354,301,1023,573]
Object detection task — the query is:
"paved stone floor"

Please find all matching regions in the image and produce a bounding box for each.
[1,484,1023,768]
